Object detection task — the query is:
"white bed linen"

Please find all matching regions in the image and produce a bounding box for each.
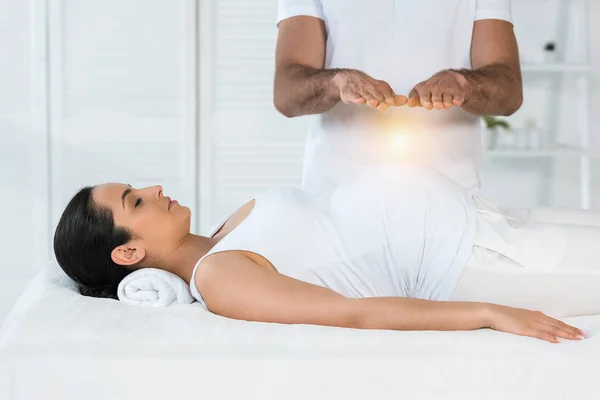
[1,263,600,400]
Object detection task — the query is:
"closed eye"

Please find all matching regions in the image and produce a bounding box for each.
[134,198,142,208]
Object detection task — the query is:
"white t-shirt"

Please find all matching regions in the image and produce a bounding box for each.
[277,0,512,196]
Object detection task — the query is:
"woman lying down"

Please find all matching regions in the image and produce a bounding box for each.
[54,165,600,343]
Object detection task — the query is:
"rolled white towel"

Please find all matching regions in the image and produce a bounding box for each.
[117,268,195,307]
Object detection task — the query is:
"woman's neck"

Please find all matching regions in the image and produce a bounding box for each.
[153,233,221,284]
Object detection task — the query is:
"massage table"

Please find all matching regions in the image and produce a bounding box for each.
[1,263,599,400]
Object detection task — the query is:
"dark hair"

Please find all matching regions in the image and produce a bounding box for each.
[53,186,135,299]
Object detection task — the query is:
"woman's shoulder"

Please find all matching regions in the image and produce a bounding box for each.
[194,251,249,285]
[197,250,246,269]
[193,250,272,301]
[193,251,246,306]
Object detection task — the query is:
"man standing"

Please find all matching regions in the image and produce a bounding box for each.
[274,0,523,197]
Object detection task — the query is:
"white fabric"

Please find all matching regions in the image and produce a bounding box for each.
[204,220,227,238]
[191,166,477,308]
[2,262,600,400]
[277,0,512,25]
[507,206,600,227]
[471,196,568,271]
[117,268,194,307]
[452,206,600,318]
[277,0,512,197]
[276,0,323,25]
[475,0,512,22]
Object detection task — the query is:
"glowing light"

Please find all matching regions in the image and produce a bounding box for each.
[391,134,408,148]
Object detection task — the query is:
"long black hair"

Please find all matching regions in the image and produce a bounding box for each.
[53,186,135,299]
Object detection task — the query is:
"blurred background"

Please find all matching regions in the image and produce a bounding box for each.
[0,0,598,325]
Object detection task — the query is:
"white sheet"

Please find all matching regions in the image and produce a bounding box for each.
[1,263,600,400]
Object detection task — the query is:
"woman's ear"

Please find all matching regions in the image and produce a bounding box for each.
[111,240,146,266]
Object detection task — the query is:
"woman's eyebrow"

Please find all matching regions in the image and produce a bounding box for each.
[121,184,133,209]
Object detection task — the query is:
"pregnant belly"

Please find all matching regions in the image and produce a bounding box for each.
[326,165,476,299]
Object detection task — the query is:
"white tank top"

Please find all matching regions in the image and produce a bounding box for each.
[190,166,478,308]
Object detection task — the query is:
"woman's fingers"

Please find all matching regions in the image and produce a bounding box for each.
[536,311,584,336]
[533,319,586,343]
[536,331,560,344]
[542,319,586,340]
[550,322,583,339]
[492,305,589,344]
[544,324,578,341]
[556,319,586,337]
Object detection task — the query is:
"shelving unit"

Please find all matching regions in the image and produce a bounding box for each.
[521,63,592,72]
[484,0,592,209]
[484,145,586,158]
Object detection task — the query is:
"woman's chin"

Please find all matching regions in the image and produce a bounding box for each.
[180,205,192,218]
[181,207,193,229]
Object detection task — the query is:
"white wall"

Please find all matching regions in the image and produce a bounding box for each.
[45,0,197,229]
[591,0,600,210]
[0,0,599,326]
[0,1,47,325]
[0,0,197,325]
[197,0,308,231]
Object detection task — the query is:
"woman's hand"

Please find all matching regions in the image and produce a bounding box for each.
[486,304,587,343]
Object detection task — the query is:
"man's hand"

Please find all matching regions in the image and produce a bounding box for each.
[333,70,408,111]
[407,70,471,110]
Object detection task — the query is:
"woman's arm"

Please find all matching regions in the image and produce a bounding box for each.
[196,253,585,343]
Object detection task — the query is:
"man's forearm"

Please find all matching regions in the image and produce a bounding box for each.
[454,63,523,116]
[352,297,490,332]
[274,64,341,118]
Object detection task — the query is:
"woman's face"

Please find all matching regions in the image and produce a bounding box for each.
[92,183,191,266]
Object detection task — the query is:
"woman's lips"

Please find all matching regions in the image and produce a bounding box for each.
[168,199,177,210]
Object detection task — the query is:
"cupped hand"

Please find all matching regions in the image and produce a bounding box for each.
[487,304,588,344]
[407,69,470,110]
[333,70,408,111]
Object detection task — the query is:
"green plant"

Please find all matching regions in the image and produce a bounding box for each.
[483,115,512,131]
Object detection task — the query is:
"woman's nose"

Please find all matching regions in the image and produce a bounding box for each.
[154,185,163,199]
[139,185,162,199]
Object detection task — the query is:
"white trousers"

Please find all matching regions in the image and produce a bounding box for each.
[451,206,600,318]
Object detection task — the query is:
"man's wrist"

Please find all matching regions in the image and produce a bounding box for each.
[329,68,354,102]
[448,69,473,102]
[331,68,350,90]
